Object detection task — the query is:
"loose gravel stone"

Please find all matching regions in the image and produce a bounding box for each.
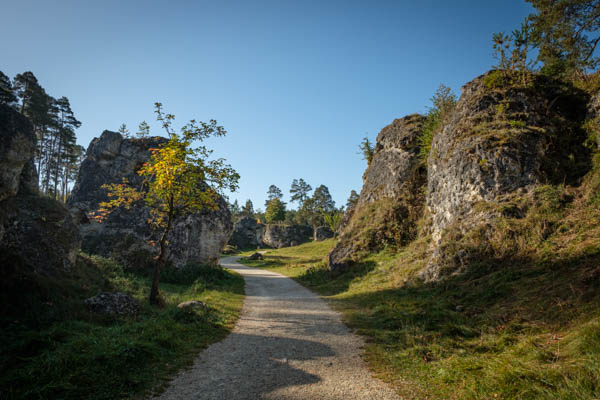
[154,256,401,400]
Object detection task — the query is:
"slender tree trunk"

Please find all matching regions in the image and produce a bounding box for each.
[53,136,63,200]
[36,125,45,188]
[149,207,174,305]
[44,130,57,195]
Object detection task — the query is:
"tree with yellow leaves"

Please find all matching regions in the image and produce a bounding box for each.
[99,103,239,305]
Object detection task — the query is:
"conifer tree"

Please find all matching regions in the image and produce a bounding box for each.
[242,199,254,217]
[527,0,600,77]
[0,71,16,105]
[137,121,150,138]
[289,178,312,207]
[346,190,359,209]
[265,197,286,223]
[265,185,283,207]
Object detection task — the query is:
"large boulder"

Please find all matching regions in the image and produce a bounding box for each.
[0,105,37,201]
[0,105,80,281]
[262,224,312,248]
[68,130,233,267]
[422,71,589,280]
[329,114,427,272]
[229,216,265,249]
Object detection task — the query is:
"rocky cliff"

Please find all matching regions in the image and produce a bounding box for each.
[229,217,264,249]
[228,217,313,249]
[329,71,591,280]
[0,104,81,312]
[329,114,427,272]
[423,72,589,280]
[68,130,232,267]
[262,224,313,248]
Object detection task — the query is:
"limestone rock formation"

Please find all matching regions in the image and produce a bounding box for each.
[329,114,426,272]
[423,72,589,280]
[68,130,233,267]
[0,104,38,201]
[229,217,265,249]
[313,226,334,241]
[262,224,312,248]
[0,105,80,281]
[357,114,427,207]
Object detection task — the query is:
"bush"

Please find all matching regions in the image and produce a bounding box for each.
[160,263,232,287]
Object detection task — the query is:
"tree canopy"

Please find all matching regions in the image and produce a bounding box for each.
[289,178,312,206]
[265,197,286,223]
[2,70,84,201]
[527,0,600,77]
[346,190,359,209]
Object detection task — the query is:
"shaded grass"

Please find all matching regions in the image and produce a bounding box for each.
[242,234,600,399]
[0,254,244,400]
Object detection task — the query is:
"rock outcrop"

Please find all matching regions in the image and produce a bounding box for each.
[68,130,233,268]
[229,217,314,249]
[0,104,80,282]
[262,224,313,248]
[313,226,334,241]
[423,72,589,280]
[0,105,38,202]
[329,114,426,272]
[229,217,265,249]
[329,72,590,279]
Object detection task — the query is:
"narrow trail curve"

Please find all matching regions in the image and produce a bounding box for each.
[155,256,401,400]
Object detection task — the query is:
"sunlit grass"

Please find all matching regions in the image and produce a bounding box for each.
[241,236,600,399]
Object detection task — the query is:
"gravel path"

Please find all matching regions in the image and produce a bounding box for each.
[155,256,401,400]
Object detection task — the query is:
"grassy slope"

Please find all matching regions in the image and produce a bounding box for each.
[241,233,600,400]
[1,254,244,400]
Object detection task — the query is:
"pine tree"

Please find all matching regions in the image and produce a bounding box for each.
[60,144,85,201]
[229,199,241,217]
[118,123,130,138]
[527,0,600,77]
[50,97,81,199]
[289,178,312,207]
[137,121,150,138]
[265,185,283,207]
[241,199,254,217]
[0,71,17,106]
[265,198,286,223]
[358,137,375,165]
[346,190,359,209]
[313,184,335,213]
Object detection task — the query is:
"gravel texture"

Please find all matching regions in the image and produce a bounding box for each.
[154,256,401,400]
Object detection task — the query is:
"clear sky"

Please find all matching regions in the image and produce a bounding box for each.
[1,0,533,210]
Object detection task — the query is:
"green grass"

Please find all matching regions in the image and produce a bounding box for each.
[0,254,244,400]
[241,237,600,399]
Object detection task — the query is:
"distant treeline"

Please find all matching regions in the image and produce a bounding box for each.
[0,71,84,202]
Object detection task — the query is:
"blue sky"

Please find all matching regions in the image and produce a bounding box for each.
[1,0,532,210]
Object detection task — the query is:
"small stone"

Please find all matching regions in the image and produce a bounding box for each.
[177,300,208,310]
